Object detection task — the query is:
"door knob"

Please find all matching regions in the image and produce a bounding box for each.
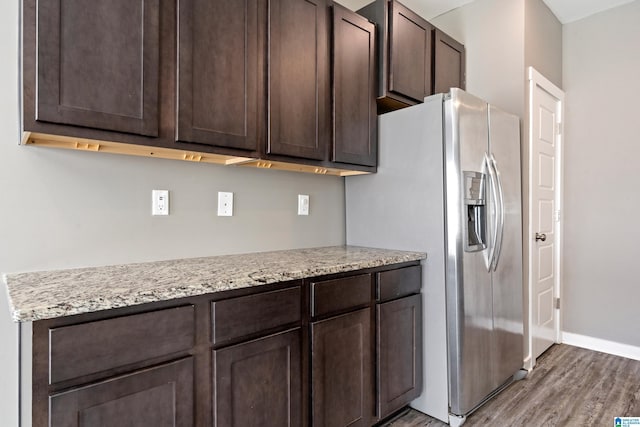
[535,232,547,242]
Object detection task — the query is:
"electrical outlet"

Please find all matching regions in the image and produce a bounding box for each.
[218,192,233,216]
[298,194,309,216]
[152,190,169,216]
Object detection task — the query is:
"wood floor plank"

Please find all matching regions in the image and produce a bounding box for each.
[381,344,640,426]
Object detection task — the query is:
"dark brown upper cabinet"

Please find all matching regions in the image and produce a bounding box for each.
[22,0,377,174]
[433,28,466,94]
[176,0,263,151]
[332,4,377,167]
[34,0,160,136]
[267,0,330,161]
[358,0,465,114]
[358,0,432,114]
[388,2,433,104]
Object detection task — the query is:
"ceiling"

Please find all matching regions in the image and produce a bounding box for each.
[541,0,636,23]
[340,0,637,23]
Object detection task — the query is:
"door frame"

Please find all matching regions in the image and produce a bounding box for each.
[525,67,565,369]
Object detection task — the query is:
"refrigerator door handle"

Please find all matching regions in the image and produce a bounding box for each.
[484,153,499,272]
[490,154,505,271]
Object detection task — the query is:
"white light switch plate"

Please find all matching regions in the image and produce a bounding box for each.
[152,190,169,216]
[298,194,309,216]
[218,192,233,216]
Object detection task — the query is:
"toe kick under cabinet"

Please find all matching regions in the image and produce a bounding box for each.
[28,262,422,426]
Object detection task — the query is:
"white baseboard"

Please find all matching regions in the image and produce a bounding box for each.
[561,332,640,361]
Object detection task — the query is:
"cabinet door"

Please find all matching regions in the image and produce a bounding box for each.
[312,308,372,427]
[36,0,160,136]
[177,0,262,151]
[433,28,466,94]
[213,329,302,427]
[388,1,432,103]
[377,294,423,418]
[49,358,193,427]
[332,4,377,167]
[268,0,330,160]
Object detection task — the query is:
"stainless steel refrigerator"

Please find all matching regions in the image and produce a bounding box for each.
[346,89,524,425]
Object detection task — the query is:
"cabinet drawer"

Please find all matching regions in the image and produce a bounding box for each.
[211,286,301,346]
[311,274,371,317]
[377,265,421,302]
[49,305,195,384]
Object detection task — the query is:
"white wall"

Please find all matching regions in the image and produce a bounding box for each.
[562,0,640,347]
[525,0,562,89]
[1,3,21,425]
[0,1,346,424]
[431,0,526,119]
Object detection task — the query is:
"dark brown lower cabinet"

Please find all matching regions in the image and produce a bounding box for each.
[49,357,194,427]
[377,294,423,419]
[213,328,302,427]
[32,263,422,427]
[311,308,372,427]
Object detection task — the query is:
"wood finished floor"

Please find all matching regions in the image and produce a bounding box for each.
[381,344,640,426]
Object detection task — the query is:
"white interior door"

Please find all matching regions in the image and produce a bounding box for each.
[528,68,564,362]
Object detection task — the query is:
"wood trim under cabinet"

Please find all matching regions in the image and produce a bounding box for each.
[21,132,370,176]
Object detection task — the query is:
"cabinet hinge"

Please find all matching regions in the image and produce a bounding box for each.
[554,210,561,222]
[556,122,562,136]
[555,298,560,309]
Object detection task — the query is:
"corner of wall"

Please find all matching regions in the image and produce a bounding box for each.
[524,0,563,89]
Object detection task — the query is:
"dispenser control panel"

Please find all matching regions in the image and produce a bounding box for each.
[463,171,485,203]
[463,171,487,252]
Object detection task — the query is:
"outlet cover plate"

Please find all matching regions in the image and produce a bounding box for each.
[218,192,233,216]
[298,194,309,216]
[152,190,169,216]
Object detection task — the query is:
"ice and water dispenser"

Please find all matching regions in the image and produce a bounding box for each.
[463,171,486,252]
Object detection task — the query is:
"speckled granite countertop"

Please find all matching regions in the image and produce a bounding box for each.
[3,246,425,322]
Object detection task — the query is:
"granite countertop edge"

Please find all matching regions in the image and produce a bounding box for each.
[3,246,426,323]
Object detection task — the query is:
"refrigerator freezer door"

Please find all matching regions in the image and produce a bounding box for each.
[488,105,524,387]
[444,89,496,416]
